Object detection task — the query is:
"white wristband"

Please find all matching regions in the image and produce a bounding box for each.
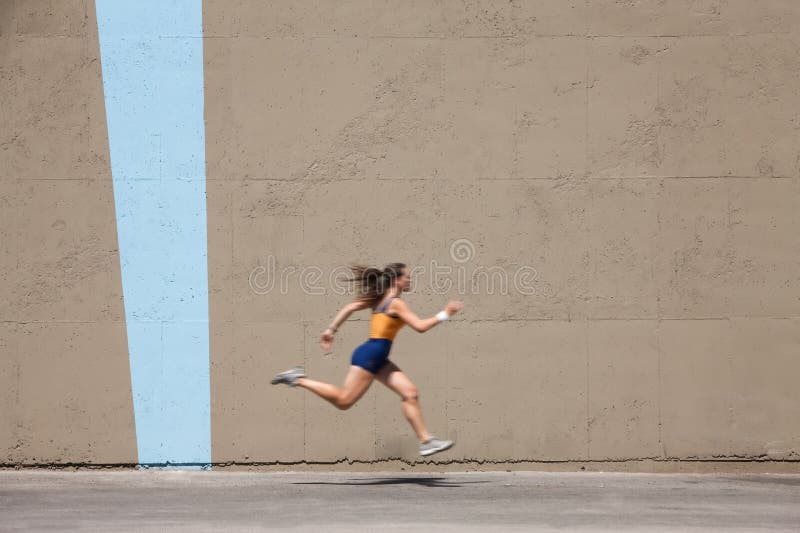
[436,311,450,322]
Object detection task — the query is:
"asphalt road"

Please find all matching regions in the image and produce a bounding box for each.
[1,470,799,531]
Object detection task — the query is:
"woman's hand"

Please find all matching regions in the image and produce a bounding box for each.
[445,300,464,316]
[320,329,335,350]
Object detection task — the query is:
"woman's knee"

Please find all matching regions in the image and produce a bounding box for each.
[336,394,357,410]
[400,386,419,403]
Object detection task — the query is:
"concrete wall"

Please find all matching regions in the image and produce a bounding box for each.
[1,0,137,464]
[1,0,799,469]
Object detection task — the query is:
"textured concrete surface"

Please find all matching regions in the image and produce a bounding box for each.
[1,471,800,532]
[203,0,800,466]
[0,0,137,464]
[1,0,799,468]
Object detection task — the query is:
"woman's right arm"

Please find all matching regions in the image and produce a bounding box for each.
[324,299,371,333]
[319,299,372,349]
[392,299,463,333]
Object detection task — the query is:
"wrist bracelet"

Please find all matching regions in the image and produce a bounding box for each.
[436,311,450,322]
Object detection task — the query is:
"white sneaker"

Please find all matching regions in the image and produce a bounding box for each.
[419,436,454,456]
[270,366,306,387]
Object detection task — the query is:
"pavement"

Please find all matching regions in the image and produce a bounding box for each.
[1,470,799,531]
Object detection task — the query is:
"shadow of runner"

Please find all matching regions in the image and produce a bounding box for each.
[721,476,800,487]
[292,477,490,488]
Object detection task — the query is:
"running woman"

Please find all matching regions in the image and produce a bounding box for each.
[271,262,464,457]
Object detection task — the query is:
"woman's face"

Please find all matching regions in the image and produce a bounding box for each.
[397,268,411,292]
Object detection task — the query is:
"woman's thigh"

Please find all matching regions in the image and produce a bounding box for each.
[375,361,417,399]
[340,365,375,404]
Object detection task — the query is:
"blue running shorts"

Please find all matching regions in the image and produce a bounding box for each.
[351,338,393,374]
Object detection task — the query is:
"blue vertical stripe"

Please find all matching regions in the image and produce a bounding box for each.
[95,0,210,468]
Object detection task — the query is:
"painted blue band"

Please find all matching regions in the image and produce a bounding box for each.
[95,0,211,468]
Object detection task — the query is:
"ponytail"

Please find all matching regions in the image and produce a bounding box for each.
[346,262,406,308]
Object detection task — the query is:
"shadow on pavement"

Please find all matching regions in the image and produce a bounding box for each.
[292,477,490,488]
[722,476,800,487]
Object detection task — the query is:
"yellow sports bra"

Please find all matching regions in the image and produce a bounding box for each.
[369,296,406,341]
